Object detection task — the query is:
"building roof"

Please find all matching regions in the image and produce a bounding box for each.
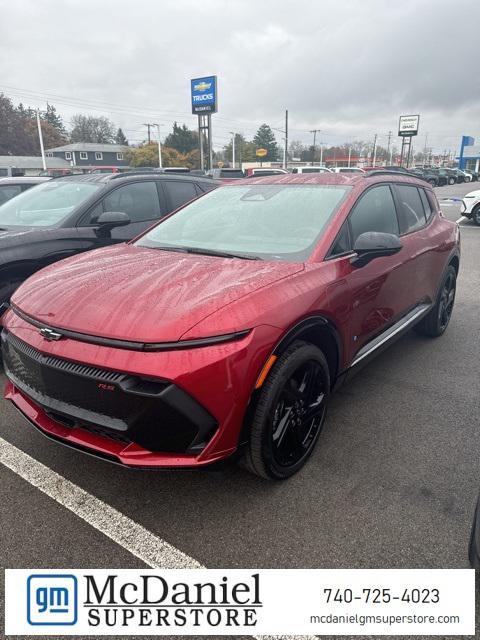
[46,143,129,153]
[0,155,71,169]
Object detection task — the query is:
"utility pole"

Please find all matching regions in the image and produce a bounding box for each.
[143,123,155,144]
[348,145,352,167]
[152,123,162,168]
[229,131,235,168]
[386,131,392,162]
[284,109,288,169]
[310,129,321,166]
[36,109,47,170]
[371,133,378,167]
[423,132,429,166]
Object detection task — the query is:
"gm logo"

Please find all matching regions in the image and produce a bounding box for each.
[27,574,78,625]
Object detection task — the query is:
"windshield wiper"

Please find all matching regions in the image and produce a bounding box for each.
[182,246,261,260]
[150,244,260,260]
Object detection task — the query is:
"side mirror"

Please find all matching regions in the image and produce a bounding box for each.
[95,211,130,237]
[351,231,402,268]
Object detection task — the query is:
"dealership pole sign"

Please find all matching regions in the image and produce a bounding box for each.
[191,76,217,114]
[398,114,420,137]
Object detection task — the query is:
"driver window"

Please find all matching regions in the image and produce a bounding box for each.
[349,185,399,243]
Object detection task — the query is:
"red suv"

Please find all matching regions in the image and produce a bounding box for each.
[2,173,460,479]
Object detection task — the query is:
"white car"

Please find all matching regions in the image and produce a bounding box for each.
[330,167,365,174]
[291,166,332,174]
[461,188,480,225]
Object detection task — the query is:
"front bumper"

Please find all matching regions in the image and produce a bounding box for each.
[2,312,281,467]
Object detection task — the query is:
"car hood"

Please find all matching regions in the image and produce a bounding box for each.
[12,244,303,343]
[464,189,480,199]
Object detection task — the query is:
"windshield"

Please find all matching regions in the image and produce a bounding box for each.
[0,180,102,227]
[135,184,350,261]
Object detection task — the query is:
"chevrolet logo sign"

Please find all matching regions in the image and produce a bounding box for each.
[193,81,211,92]
[40,327,63,341]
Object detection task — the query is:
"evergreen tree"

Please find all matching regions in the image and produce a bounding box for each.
[163,122,198,154]
[43,103,67,136]
[115,127,128,145]
[253,124,279,161]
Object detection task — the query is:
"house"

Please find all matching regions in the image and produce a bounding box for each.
[45,143,129,169]
[0,155,72,177]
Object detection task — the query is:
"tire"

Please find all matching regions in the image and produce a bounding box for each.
[428,179,436,187]
[241,341,330,479]
[448,177,455,185]
[414,266,456,337]
[473,205,480,226]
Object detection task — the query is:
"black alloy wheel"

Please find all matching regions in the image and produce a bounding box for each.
[414,265,457,337]
[437,271,456,333]
[242,341,330,479]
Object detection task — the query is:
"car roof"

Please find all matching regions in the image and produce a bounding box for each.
[226,172,429,188]
[0,176,51,185]
[50,172,220,186]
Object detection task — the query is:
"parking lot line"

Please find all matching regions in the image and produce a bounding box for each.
[456,216,468,223]
[0,435,201,569]
[0,436,315,640]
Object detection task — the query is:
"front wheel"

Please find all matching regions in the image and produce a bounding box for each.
[448,177,456,185]
[428,179,437,187]
[414,266,456,337]
[472,206,480,226]
[241,341,330,479]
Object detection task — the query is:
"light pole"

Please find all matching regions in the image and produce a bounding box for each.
[152,123,162,169]
[36,109,47,170]
[310,129,321,166]
[229,131,235,168]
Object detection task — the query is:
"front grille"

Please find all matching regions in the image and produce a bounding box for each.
[2,331,217,453]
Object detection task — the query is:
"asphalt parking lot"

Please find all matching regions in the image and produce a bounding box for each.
[0,181,479,639]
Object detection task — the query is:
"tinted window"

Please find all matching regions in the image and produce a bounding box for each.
[419,189,432,220]
[164,180,197,211]
[102,181,161,222]
[329,221,351,256]
[349,185,399,243]
[396,185,426,233]
[219,170,244,178]
[0,185,22,205]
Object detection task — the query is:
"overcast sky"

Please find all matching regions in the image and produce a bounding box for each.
[1,0,479,154]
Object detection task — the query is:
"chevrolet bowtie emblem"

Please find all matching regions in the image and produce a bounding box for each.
[40,327,63,341]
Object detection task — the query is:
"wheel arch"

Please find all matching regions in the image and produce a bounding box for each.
[271,316,342,386]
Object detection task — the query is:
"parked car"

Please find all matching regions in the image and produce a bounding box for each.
[2,172,459,478]
[291,166,332,174]
[457,169,472,183]
[0,177,51,206]
[245,167,289,177]
[460,187,480,225]
[330,167,365,174]
[38,168,82,177]
[431,168,457,185]
[469,492,480,568]
[207,168,245,181]
[0,172,219,305]
[409,168,447,187]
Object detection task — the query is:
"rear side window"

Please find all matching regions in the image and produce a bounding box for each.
[164,180,198,211]
[102,181,161,222]
[349,185,399,243]
[395,185,427,234]
[419,189,433,220]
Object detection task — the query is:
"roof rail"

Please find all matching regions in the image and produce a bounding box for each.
[109,170,161,180]
[365,169,415,178]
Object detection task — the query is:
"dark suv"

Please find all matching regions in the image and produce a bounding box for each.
[0,172,219,304]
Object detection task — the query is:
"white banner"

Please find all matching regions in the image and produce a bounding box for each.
[5,568,475,636]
